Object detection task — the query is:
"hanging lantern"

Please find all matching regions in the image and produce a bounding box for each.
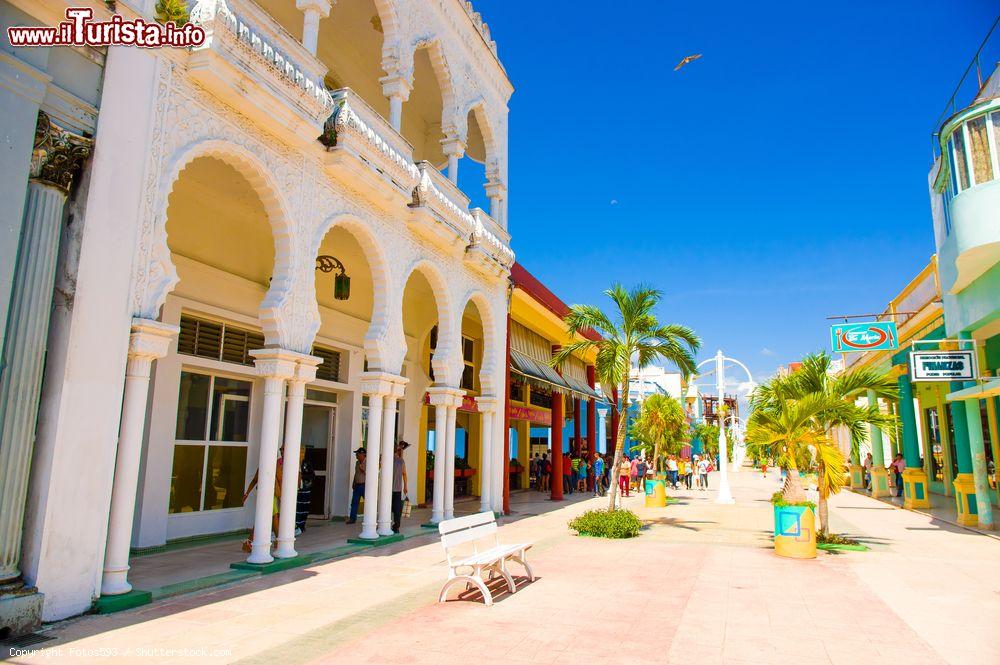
[316,255,350,301]
[334,272,351,300]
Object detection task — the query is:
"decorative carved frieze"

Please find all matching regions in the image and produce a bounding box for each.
[30,111,93,194]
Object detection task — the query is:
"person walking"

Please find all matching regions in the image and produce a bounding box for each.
[619,455,632,497]
[563,453,574,495]
[697,456,709,490]
[540,454,551,492]
[346,447,366,524]
[890,453,905,498]
[593,454,606,497]
[295,446,314,534]
[577,457,589,492]
[391,441,410,533]
[667,455,679,489]
[677,457,688,491]
[636,456,648,495]
[529,454,539,490]
[863,452,873,491]
[629,455,639,493]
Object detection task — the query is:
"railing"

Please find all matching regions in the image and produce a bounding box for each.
[931,15,1000,158]
[470,208,514,268]
[413,161,475,237]
[190,0,333,121]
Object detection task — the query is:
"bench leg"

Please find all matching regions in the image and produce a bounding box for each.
[439,572,493,606]
[509,552,534,582]
[495,561,516,594]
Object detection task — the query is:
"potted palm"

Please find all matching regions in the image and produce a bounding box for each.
[746,393,850,559]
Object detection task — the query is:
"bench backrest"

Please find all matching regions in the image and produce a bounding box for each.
[438,512,499,557]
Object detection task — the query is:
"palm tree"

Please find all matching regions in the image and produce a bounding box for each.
[630,393,687,471]
[552,284,700,511]
[752,353,897,533]
[745,393,852,504]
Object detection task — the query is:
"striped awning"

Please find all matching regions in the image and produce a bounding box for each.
[510,349,600,399]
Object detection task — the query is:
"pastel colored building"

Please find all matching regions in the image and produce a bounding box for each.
[506,264,609,503]
[0,0,514,632]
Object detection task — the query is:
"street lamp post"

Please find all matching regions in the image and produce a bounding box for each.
[696,350,755,505]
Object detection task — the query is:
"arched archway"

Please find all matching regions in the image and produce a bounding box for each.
[457,102,498,213]
[402,39,455,165]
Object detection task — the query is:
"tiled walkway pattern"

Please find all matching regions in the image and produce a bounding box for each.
[9,471,999,664]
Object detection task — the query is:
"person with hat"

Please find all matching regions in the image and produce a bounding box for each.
[391,441,410,533]
[346,447,366,525]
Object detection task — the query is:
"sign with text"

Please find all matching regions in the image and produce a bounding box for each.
[830,322,898,353]
[909,351,977,382]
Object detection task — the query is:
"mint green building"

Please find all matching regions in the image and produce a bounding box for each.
[927,57,1000,529]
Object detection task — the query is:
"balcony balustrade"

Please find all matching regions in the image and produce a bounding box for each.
[322,88,420,202]
[188,0,333,143]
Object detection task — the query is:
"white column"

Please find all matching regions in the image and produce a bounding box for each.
[427,388,453,523]
[247,349,298,564]
[478,406,493,514]
[484,179,506,226]
[380,75,411,133]
[715,350,734,505]
[441,137,465,185]
[376,378,407,535]
[492,402,504,512]
[443,394,462,520]
[0,114,91,585]
[274,354,321,559]
[358,372,392,539]
[295,0,331,56]
[597,408,608,454]
[99,320,177,595]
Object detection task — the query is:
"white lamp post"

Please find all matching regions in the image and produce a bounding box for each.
[695,350,755,504]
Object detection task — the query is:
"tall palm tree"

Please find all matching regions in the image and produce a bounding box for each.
[552,284,700,511]
[751,352,898,532]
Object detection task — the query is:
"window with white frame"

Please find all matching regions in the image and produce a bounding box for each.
[169,371,252,514]
[947,109,1000,194]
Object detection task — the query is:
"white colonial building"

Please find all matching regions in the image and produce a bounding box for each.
[1,0,514,629]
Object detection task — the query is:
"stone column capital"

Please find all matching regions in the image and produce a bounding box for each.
[474,395,500,413]
[128,318,179,362]
[484,178,506,199]
[360,371,403,397]
[380,73,412,101]
[30,111,92,194]
[440,136,465,158]
[427,385,464,408]
[295,0,331,17]
[249,348,300,381]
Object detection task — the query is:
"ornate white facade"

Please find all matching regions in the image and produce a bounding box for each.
[7,0,514,623]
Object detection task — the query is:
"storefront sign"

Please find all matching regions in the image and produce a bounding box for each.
[830,322,898,353]
[508,405,551,426]
[909,351,977,381]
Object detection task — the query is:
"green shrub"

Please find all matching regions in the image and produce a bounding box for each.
[568,509,641,539]
[771,491,816,510]
[817,531,860,546]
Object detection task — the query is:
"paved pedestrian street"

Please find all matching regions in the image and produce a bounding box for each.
[8,470,997,665]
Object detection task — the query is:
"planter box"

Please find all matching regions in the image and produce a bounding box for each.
[773,504,817,559]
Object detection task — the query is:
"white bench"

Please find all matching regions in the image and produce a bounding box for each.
[437,511,533,606]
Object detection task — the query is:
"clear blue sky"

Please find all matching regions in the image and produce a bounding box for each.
[470,0,998,385]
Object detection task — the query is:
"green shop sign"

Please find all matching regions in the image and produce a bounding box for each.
[830,322,898,353]
[909,351,977,381]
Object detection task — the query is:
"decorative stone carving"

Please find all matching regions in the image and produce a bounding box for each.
[30,112,93,194]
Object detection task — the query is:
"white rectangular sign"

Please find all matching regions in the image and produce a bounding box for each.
[909,351,977,382]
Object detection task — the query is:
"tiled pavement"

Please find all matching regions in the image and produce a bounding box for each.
[8,471,999,664]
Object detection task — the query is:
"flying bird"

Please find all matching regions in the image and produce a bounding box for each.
[674,54,702,71]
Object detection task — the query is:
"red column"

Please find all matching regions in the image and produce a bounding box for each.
[550,390,564,500]
[587,365,597,491]
[550,344,564,501]
[573,398,582,455]
[610,387,620,459]
[502,313,511,515]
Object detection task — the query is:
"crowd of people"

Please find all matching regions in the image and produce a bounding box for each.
[527,451,717,497]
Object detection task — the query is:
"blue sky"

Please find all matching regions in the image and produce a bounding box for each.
[466,0,998,386]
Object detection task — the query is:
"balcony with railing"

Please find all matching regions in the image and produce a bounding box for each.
[188,0,334,143]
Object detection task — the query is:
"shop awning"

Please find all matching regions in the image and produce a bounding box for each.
[510,350,601,399]
[945,377,1000,402]
[561,373,602,400]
